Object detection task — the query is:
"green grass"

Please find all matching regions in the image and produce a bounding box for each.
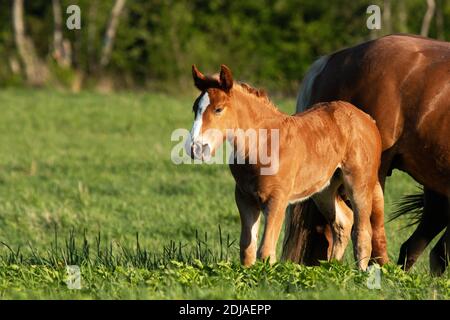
[0,88,448,299]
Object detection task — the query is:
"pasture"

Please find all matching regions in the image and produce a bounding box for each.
[0,89,448,299]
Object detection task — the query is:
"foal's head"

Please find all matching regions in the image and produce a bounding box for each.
[188,64,239,160]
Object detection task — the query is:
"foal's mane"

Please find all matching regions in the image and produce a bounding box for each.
[235,82,278,111]
[206,72,278,112]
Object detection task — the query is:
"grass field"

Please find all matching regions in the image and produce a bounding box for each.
[0,88,448,299]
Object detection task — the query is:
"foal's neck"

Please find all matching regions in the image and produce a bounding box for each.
[233,90,285,130]
[229,89,287,171]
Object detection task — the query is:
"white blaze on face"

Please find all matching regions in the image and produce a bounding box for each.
[191,92,210,141]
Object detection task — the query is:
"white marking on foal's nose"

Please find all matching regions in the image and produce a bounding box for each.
[191,92,210,141]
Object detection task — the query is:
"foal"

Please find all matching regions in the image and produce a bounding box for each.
[188,65,385,270]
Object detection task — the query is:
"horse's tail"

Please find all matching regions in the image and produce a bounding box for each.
[389,188,425,227]
[296,55,330,113]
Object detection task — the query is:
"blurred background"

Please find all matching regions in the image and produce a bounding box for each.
[0,0,449,95]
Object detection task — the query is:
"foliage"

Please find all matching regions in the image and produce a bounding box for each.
[0,89,447,299]
[0,1,449,93]
[1,256,449,299]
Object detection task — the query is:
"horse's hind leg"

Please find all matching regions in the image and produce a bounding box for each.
[429,196,450,276]
[397,188,447,271]
[370,181,389,265]
[430,228,449,276]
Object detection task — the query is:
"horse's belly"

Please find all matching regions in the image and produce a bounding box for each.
[398,131,450,196]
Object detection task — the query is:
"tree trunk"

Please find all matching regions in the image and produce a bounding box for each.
[100,0,127,68]
[52,0,71,68]
[398,0,409,33]
[13,0,49,86]
[421,0,436,37]
[383,0,392,35]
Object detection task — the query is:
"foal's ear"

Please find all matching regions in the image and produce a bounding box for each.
[219,65,233,92]
[192,65,208,91]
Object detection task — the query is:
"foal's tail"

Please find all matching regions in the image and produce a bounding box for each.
[389,187,425,228]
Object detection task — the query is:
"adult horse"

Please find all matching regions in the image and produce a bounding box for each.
[282,34,450,275]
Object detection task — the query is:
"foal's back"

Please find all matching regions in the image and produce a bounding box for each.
[292,100,382,173]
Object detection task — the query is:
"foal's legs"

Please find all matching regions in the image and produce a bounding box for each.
[370,181,389,265]
[332,196,353,260]
[258,193,288,263]
[313,181,353,261]
[344,175,374,271]
[235,186,261,267]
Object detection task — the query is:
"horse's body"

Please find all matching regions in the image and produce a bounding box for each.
[189,65,385,270]
[283,34,450,275]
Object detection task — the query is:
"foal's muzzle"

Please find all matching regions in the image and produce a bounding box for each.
[190,141,211,160]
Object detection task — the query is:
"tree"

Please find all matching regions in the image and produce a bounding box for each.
[12,0,49,86]
[52,0,71,68]
[421,0,436,36]
[100,0,127,68]
[383,0,392,34]
[397,0,409,33]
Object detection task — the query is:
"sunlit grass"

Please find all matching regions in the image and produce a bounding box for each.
[0,88,446,299]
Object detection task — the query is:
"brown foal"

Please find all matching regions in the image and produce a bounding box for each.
[188,65,386,270]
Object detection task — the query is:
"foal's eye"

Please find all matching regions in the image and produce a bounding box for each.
[214,107,223,114]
